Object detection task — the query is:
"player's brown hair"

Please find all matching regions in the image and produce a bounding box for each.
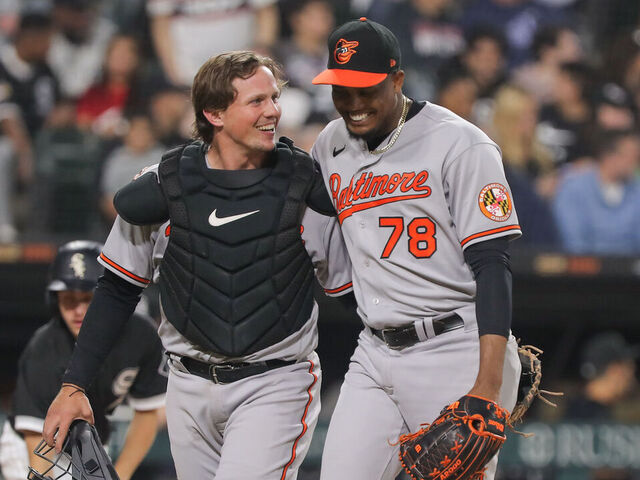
[191,51,286,144]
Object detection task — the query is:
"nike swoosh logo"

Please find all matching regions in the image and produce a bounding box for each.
[333,145,346,157]
[208,209,260,227]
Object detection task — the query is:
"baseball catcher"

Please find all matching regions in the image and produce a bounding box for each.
[398,345,561,480]
[28,421,119,480]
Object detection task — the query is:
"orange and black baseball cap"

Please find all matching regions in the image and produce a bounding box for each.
[312,17,401,88]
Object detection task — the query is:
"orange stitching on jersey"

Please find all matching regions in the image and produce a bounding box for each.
[337,194,432,224]
[460,225,521,247]
[324,282,353,294]
[280,360,318,480]
[99,253,151,284]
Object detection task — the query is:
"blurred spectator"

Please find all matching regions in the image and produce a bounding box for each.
[147,0,279,87]
[435,70,478,121]
[537,0,580,7]
[31,98,104,235]
[48,0,116,99]
[375,0,465,100]
[537,61,594,166]
[466,27,510,95]
[349,0,399,19]
[274,0,335,128]
[99,112,163,224]
[503,165,559,248]
[459,0,562,68]
[459,27,508,100]
[0,0,19,42]
[603,31,640,116]
[584,0,640,64]
[148,84,191,148]
[439,26,507,133]
[566,331,638,420]
[552,129,640,255]
[591,83,637,132]
[76,34,144,139]
[489,84,555,197]
[0,11,58,242]
[440,26,508,128]
[102,0,148,33]
[489,84,559,246]
[512,25,583,106]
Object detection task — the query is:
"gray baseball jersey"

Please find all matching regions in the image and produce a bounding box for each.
[312,101,521,331]
[312,101,522,480]
[98,163,352,479]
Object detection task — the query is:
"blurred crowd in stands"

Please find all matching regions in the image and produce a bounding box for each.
[0,0,639,255]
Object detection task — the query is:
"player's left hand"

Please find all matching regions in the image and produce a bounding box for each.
[42,383,94,453]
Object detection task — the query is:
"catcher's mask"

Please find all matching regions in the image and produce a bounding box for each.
[46,240,104,313]
[28,420,119,480]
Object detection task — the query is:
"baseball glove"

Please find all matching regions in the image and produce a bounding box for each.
[399,395,508,480]
[509,344,563,430]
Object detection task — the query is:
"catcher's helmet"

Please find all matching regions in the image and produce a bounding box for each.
[46,240,104,309]
[28,420,119,480]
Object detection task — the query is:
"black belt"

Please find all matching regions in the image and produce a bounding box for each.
[179,357,296,384]
[371,313,464,350]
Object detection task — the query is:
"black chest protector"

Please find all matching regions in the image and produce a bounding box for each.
[155,141,318,356]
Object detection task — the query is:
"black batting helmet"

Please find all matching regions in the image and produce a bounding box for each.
[46,240,104,309]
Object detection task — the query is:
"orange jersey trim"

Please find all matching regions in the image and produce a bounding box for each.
[338,193,432,224]
[324,282,353,294]
[460,225,521,247]
[99,253,151,285]
[280,360,318,480]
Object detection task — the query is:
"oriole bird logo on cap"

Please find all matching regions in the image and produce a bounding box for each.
[334,38,359,64]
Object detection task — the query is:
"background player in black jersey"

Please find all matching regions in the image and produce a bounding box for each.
[0,240,167,480]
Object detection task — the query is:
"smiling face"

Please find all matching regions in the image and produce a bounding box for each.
[206,66,282,156]
[331,71,405,142]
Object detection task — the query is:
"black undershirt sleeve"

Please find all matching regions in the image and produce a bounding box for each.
[62,270,144,389]
[463,237,512,338]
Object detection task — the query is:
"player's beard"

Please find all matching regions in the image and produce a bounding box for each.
[345,123,392,146]
[342,96,406,145]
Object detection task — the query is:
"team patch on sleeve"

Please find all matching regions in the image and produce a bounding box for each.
[478,183,512,222]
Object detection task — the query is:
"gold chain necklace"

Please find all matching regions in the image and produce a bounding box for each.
[369,95,409,155]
